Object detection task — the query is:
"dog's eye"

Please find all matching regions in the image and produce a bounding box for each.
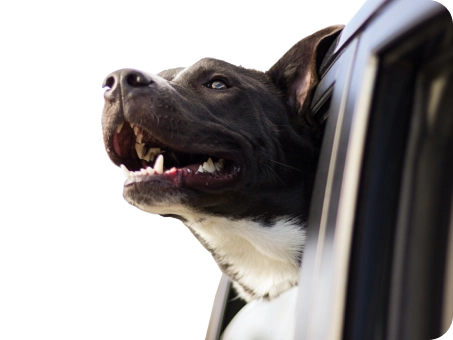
[206,80,228,90]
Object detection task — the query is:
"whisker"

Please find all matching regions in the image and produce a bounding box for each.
[266,165,286,186]
[266,159,304,173]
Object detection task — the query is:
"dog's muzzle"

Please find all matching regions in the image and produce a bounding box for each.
[102,69,242,192]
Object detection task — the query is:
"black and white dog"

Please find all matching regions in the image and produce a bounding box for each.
[102,25,343,301]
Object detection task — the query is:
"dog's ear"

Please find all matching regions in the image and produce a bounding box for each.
[266,25,344,117]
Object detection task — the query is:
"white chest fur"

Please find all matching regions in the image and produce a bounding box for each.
[133,201,306,301]
[186,215,306,301]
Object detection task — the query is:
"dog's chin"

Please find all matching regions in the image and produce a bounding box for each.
[121,166,241,215]
[104,122,242,210]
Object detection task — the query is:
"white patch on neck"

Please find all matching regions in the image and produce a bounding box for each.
[188,215,306,301]
[131,200,305,301]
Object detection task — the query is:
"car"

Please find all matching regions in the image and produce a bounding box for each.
[206,0,453,339]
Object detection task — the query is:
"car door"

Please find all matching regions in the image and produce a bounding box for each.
[206,1,453,339]
[296,0,453,339]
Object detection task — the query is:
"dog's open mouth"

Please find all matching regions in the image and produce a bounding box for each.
[109,121,241,190]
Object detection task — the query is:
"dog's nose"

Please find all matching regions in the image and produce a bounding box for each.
[102,69,154,100]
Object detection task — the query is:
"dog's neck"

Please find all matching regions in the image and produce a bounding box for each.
[133,199,306,301]
[185,214,306,301]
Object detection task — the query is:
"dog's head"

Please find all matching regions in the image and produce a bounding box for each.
[102,26,343,224]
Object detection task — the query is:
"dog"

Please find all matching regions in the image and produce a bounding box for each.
[102,25,343,302]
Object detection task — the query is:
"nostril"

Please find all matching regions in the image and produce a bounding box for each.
[103,76,115,90]
[127,73,154,87]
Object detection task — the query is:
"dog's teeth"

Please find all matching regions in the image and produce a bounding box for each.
[116,123,124,134]
[143,150,154,162]
[135,143,146,159]
[143,148,161,162]
[155,149,163,156]
[165,167,177,174]
[202,162,210,172]
[133,126,140,136]
[197,165,205,173]
[146,166,154,175]
[203,158,216,173]
[120,164,130,178]
[153,154,164,174]
[214,159,225,171]
[136,133,143,144]
[140,168,148,176]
